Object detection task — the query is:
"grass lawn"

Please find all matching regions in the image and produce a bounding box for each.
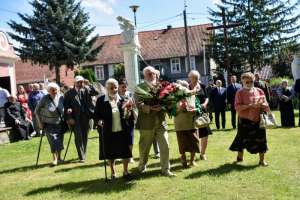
[0,110,300,200]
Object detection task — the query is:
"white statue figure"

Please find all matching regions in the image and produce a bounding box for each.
[117,16,140,47]
[291,53,300,80]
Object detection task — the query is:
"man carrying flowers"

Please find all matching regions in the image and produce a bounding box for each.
[134,66,176,177]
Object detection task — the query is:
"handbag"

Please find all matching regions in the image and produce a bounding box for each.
[194,113,211,128]
[259,112,278,129]
[193,96,211,128]
[48,95,69,134]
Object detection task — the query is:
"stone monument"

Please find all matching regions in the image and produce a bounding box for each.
[117,16,140,92]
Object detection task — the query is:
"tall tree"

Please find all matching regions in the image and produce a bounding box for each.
[8,0,101,84]
[208,0,300,73]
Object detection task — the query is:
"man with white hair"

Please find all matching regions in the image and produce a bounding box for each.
[64,76,99,162]
[134,66,175,177]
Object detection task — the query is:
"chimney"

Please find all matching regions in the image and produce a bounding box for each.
[162,25,172,34]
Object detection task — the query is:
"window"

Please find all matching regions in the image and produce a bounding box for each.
[170,58,181,73]
[95,65,105,80]
[108,64,114,77]
[185,56,196,72]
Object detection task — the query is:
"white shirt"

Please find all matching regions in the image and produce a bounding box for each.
[0,88,10,107]
[104,94,122,132]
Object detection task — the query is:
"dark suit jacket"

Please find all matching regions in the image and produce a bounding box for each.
[226,83,242,106]
[63,85,99,121]
[4,101,26,126]
[210,87,227,111]
[254,81,270,102]
[94,95,134,135]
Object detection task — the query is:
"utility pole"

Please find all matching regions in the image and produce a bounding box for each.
[183,0,191,71]
[130,5,139,27]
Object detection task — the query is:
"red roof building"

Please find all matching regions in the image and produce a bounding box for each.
[83,23,213,84]
[15,61,75,87]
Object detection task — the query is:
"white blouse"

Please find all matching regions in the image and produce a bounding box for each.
[109,98,122,132]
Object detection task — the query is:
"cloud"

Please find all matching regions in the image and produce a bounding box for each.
[212,0,221,5]
[81,0,115,15]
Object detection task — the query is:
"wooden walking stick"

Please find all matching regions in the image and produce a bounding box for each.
[99,126,108,182]
[63,127,73,161]
[35,130,44,166]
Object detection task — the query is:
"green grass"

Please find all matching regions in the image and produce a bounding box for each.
[0,111,300,200]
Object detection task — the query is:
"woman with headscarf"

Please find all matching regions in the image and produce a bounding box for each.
[35,82,64,166]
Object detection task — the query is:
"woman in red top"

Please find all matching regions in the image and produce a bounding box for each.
[229,72,270,166]
[17,85,32,120]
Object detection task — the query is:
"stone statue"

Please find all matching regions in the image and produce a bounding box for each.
[116,16,140,47]
[291,53,300,80]
[292,53,300,97]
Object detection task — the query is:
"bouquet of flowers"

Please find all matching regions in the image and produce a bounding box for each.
[135,80,192,114]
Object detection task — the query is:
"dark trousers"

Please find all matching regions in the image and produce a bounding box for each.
[74,115,90,160]
[230,106,237,128]
[215,110,226,129]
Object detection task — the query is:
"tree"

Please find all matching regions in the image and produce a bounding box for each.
[113,63,125,81]
[8,0,101,84]
[208,0,300,73]
[75,68,96,83]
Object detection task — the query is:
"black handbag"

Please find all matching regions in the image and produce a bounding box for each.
[48,95,69,134]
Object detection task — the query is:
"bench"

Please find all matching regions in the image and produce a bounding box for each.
[0,127,12,145]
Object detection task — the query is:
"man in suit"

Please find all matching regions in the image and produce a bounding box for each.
[206,79,216,121]
[211,80,227,129]
[64,76,99,162]
[254,73,271,103]
[134,66,175,177]
[226,75,242,129]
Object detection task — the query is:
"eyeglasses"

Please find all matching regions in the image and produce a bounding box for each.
[245,81,253,84]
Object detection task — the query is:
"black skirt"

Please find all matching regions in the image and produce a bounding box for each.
[229,118,268,154]
[99,130,132,160]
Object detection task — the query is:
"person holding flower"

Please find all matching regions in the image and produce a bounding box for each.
[94,78,133,180]
[118,78,137,163]
[174,80,201,167]
[188,70,212,161]
[229,72,270,166]
[134,66,175,177]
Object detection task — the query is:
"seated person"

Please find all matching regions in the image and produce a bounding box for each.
[4,95,33,141]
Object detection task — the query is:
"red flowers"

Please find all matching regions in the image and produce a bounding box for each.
[159,82,177,99]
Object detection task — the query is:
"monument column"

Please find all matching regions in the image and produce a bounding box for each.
[117,16,140,92]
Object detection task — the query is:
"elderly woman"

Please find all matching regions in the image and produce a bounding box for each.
[174,80,201,167]
[188,70,212,161]
[94,78,133,180]
[229,72,270,166]
[277,80,295,127]
[35,83,64,166]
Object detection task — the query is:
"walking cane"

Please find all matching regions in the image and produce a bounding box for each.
[63,126,73,161]
[100,126,108,182]
[35,130,44,166]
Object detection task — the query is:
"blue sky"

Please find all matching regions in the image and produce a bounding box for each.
[0,0,219,43]
[0,0,299,46]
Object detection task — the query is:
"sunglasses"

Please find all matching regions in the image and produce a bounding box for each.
[245,81,253,84]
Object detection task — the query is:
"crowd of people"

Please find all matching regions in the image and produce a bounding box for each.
[0,65,299,180]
